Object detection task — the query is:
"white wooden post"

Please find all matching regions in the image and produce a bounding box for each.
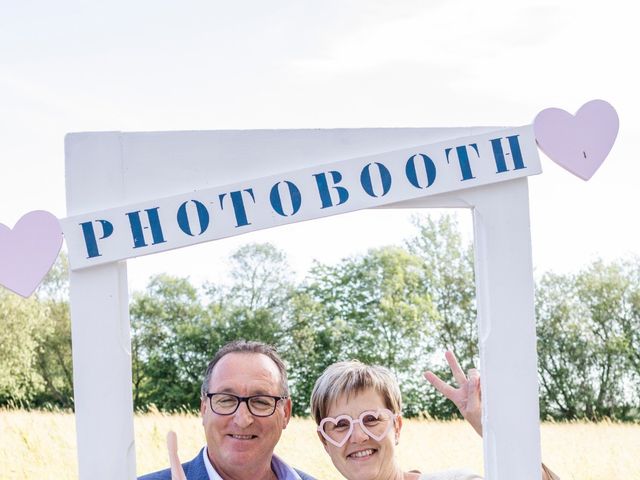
[66,128,541,479]
[471,179,542,479]
[66,133,136,479]
[395,178,541,479]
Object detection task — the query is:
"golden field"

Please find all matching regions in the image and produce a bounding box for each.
[1,409,639,479]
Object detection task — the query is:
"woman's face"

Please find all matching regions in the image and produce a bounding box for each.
[318,388,402,480]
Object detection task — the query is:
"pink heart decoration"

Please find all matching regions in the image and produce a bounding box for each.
[0,210,63,298]
[533,99,619,180]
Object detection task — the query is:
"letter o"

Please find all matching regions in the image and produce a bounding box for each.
[270,181,302,216]
[177,200,210,236]
[360,162,392,198]
[406,154,436,189]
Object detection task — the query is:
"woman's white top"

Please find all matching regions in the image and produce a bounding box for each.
[419,469,483,480]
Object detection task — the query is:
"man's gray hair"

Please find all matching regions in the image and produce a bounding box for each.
[200,340,290,398]
[310,360,402,424]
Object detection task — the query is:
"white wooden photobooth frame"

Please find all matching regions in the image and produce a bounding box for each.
[65,127,542,479]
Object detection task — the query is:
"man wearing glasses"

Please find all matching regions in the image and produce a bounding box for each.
[139,340,316,480]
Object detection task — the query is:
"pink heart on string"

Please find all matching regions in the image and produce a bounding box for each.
[0,210,63,298]
[533,99,619,180]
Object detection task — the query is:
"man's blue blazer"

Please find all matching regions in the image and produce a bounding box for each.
[138,448,317,480]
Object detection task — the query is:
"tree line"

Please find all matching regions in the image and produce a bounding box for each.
[1,215,639,420]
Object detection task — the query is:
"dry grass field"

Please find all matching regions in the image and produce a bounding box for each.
[2,409,640,479]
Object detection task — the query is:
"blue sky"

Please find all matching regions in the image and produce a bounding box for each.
[1,0,638,291]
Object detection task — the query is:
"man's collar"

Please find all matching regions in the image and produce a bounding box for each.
[202,448,302,480]
[202,447,220,480]
[271,453,303,480]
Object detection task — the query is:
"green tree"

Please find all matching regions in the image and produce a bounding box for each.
[620,259,640,404]
[225,243,294,313]
[130,244,295,411]
[406,214,478,418]
[130,274,217,410]
[284,289,351,415]
[204,242,294,347]
[302,246,434,416]
[32,252,74,408]
[0,252,73,408]
[536,261,636,420]
[0,289,48,405]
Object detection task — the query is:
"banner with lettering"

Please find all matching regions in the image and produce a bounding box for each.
[61,125,540,269]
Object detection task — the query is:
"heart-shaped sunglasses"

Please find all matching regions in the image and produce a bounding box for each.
[317,408,399,447]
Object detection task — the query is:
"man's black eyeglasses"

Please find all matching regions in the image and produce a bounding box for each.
[206,392,288,417]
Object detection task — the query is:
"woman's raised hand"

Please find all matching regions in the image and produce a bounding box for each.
[167,431,187,480]
[423,350,483,437]
[425,353,563,480]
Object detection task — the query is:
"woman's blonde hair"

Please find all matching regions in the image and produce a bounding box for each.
[310,360,402,423]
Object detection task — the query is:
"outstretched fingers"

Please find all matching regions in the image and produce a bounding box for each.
[424,352,484,437]
[445,350,467,386]
[167,431,187,480]
[424,370,457,402]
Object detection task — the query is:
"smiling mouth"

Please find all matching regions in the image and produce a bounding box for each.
[347,448,376,459]
[228,434,257,440]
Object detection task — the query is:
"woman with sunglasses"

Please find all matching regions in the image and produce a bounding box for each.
[311,352,559,480]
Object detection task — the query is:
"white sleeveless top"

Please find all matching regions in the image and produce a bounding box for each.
[419,470,483,480]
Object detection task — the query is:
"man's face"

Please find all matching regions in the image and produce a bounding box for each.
[200,352,291,476]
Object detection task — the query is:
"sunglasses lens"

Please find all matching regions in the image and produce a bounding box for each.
[322,418,351,445]
[360,411,394,439]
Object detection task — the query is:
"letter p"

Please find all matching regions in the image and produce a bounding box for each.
[79,219,114,258]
